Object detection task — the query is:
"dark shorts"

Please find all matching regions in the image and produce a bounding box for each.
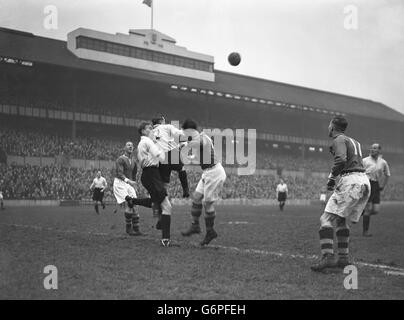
[159,150,184,184]
[92,188,104,202]
[141,166,167,205]
[278,192,287,202]
[368,180,381,204]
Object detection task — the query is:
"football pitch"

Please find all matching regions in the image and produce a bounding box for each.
[1,203,404,300]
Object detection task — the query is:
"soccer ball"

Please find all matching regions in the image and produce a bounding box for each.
[228,52,241,66]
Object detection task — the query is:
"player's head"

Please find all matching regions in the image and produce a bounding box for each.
[370,143,381,157]
[124,141,134,154]
[328,116,348,137]
[96,170,101,178]
[152,115,165,126]
[182,119,199,141]
[182,119,198,131]
[138,121,153,137]
[280,178,284,184]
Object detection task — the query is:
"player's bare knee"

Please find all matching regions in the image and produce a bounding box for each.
[161,197,172,215]
[204,201,215,213]
[336,216,348,228]
[192,192,203,204]
[320,212,333,228]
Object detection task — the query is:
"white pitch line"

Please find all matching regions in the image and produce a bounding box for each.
[3,223,404,276]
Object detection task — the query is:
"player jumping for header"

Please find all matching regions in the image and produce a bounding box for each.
[152,115,190,198]
[311,116,370,272]
[180,119,227,246]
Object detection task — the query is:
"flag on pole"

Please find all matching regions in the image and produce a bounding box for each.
[143,0,152,8]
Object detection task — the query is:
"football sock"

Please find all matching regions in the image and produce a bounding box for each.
[124,212,133,229]
[161,214,171,239]
[191,202,203,225]
[363,215,370,233]
[336,227,349,260]
[94,203,99,213]
[319,227,334,256]
[131,211,140,232]
[205,211,216,231]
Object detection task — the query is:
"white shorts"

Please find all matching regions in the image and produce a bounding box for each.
[320,194,326,202]
[0,193,3,200]
[195,163,226,202]
[325,172,370,223]
[113,178,137,205]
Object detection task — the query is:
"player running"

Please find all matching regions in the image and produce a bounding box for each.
[152,115,190,198]
[137,122,174,247]
[113,141,152,236]
[276,179,288,211]
[311,116,370,272]
[362,143,391,237]
[90,170,107,214]
[180,119,227,246]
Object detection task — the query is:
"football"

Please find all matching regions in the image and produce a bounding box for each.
[228,52,241,66]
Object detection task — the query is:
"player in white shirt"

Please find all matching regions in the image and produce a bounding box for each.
[137,121,174,247]
[152,116,190,198]
[361,143,391,237]
[0,190,4,211]
[276,179,288,211]
[90,171,107,214]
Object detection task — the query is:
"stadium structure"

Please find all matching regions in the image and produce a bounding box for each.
[1,26,404,179]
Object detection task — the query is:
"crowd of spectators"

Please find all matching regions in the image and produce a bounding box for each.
[1,163,403,201]
[1,127,333,171]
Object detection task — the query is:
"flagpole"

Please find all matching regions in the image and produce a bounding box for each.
[151,0,154,30]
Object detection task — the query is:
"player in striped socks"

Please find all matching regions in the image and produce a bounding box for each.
[311,116,370,272]
[180,119,227,246]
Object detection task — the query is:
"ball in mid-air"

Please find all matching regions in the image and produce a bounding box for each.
[228,52,241,66]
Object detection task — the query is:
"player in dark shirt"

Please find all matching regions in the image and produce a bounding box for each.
[112,141,152,236]
[311,116,370,272]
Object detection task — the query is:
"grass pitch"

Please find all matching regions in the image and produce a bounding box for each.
[1,203,404,299]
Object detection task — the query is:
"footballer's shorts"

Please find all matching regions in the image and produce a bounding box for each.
[113,178,137,205]
[92,188,104,202]
[325,172,370,223]
[368,180,381,204]
[195,163,226,202]
[0,193,3,201]
[141,166,167,205]
[278,192,287,202]
[159,150,184,184]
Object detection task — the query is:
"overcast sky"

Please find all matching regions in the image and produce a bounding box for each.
[1,0,403,115]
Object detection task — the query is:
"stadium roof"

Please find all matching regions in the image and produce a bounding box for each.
[1,27,404,123]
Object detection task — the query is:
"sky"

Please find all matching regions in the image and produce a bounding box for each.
[0,0,403,115]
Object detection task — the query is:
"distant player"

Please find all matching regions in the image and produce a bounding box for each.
[113,141,152,236]
[180,119,227,246]
[137,122,174,247]
[152,115,190,198]
[0,190,4,210]
[276,179,288,211]
[90,170,107,214]
[362,143,391,237]
[311,116,370,272]
[319,186,327,209]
